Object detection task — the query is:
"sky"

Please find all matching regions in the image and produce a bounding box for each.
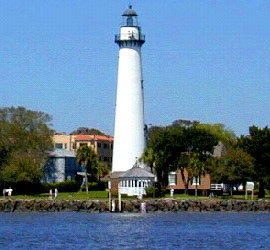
[0,0,269,136]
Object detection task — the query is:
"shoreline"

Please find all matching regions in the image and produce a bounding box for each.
[1,199,270,212]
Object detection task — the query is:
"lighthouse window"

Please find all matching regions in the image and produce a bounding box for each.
[127,16,133,26]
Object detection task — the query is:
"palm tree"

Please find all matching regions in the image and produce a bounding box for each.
[140,147,156,173]
[76,145,98,194]
[187,152,206,196]
[97,164,109,182]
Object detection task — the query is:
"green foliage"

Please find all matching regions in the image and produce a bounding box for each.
[76,145,99,180]
[196,123,236,147]
[210,148,255,186]
[70,127,104,135]
[42,180,81,193]
[140,147,156,172]
[0,106,54,192]
[81,181,106,191]
[0,156,43,183]
[145,186,166,198]
[186,152,207,196]
[238,126,270,197]
[142,125,218,189]
[97,164,109,181]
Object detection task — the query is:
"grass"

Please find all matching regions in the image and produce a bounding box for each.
[164,194,216,200]
[10,191,109,200]
[8,191,270,201]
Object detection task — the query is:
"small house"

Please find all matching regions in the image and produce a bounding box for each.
[44,149,82,183]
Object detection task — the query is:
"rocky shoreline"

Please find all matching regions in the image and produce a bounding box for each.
[1,199,270,212]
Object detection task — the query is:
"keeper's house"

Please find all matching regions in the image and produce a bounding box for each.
[167,142,227,194]
[167,170,211,195]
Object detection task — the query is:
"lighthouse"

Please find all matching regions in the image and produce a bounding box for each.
[112,6,146,172]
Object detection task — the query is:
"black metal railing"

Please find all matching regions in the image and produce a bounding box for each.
[115,33,145,43]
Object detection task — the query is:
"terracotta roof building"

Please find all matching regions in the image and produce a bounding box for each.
[53,133,114,168]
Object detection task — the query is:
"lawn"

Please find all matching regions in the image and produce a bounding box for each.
[11,191,109,200]
[9,191,270,201]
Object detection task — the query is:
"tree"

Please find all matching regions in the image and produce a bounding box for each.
[70,127,104,135]
[76,145,99,193]
[97,163,109,182]
[0,106,54,193]
[210,147,255,194]
[175,126,218,194]
[196,123,236,147]
[140,147,156,173]
[186,152,207,196]
[142,125,218,190]
[238,126,270,198]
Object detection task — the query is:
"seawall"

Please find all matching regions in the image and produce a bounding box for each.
[1,199,270,212]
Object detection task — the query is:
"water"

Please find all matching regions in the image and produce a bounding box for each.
[0,213,269,250]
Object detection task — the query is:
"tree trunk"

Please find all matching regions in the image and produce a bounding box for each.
[85,172,88,194]
[195,176,198,196]
[258,180,265,198]
[180,169,189,195]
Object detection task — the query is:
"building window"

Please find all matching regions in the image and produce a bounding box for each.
[104,144,108,149]
[111,144,113,149]
[79,143,87,148]
[64,143,67,149]
[55,143,63,149]
[192,176,200,186]
[168,172,177,186]
[98,143,101,148]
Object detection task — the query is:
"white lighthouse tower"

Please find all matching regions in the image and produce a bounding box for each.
[112,6,146,172]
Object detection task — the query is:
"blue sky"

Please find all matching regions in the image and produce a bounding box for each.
[0,0,269,136]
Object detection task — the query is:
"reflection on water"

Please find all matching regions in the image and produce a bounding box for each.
[0,213,269,249]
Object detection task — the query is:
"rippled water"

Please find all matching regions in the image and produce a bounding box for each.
[0,213,269,249]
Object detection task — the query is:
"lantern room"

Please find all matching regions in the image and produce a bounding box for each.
[122,5,138,27]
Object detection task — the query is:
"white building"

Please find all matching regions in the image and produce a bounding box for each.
[112,6,146,172]
[119,166,155,196]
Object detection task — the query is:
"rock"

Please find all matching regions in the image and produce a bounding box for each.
[0,198,270,212]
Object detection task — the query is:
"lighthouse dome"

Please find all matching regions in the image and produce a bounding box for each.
[122,5,138,16]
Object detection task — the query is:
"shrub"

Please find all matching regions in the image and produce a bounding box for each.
[81,181,106,191]
[42,180,80,193]
[9,181,44,195]
[146,186,166,198]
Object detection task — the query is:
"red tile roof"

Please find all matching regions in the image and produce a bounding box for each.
[74,134,114,142]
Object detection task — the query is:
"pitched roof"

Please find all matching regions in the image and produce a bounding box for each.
[49,149,76,158]
[121,167,155,178]
[122,6,138,16]
[109,171,125,179]
[74,134,113,142]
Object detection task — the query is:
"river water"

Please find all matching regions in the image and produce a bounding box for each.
[0,213,269,249]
